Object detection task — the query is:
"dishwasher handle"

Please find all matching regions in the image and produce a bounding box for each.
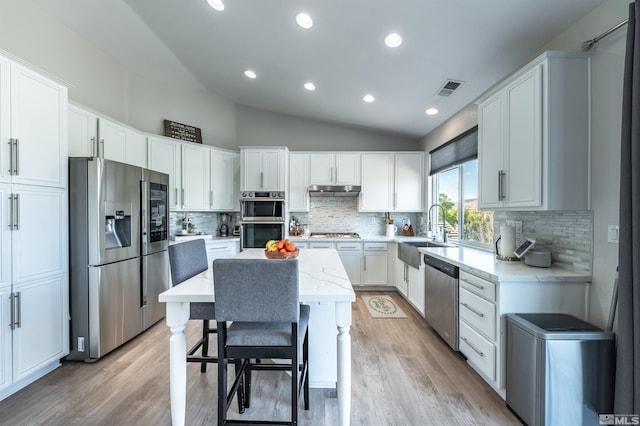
[424,254,459,278]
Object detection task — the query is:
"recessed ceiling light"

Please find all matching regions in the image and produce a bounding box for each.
[207,0,224,11]
[363,94,375,103]
[296,12,313,29]
[244,70,257,79]
[384,33,402,48]
[304,82,316,91]
[425,108,439,115]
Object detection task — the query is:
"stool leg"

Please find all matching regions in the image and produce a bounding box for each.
[233,359,245,414]
[201,319,209,373]
[244,360,252,409]
[303,331,309,410]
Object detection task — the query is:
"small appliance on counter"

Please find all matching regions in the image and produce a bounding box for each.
[232,213,241,236]
[402,218,414,236]
[495,225,519,261]
[524,249,552,267]
[219,212,230,237]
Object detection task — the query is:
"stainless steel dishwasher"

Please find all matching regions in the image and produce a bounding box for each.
[424,254,459,351]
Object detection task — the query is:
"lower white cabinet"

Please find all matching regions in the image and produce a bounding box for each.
[205,240,240,274]
[394,257,407,297]
[336,242,362,286]
[458,269,590,398]
[407,264,425,317]
[363,242,388,286]
[0,185,68,400]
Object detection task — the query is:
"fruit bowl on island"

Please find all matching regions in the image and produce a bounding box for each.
[264,239,299,259]
[264,248,299,259]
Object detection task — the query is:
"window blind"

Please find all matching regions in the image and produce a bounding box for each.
[429,125,478,176]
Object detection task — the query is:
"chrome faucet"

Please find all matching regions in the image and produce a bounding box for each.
[427,204,448,243]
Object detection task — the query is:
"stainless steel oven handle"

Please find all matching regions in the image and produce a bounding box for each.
[461,337,484,357]
[461,302,484,318]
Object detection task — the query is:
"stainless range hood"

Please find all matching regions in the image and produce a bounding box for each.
[308,185,361,197]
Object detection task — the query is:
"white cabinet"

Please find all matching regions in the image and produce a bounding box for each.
[148,136,181,210]
[394,257,407,297]
[205,239,240,275]
[336,242,362,286]
[69,106,147,168]
[1,58,67,188]
[309,152,360,185]
[240,148,288,192]
[407,264,425,317]
[288,153,310,212]
[458,268,589,397]
[363,242,388,286]
[0,53,68,400]
[68,104,98,158]
[360,153,423,212]
[210,150,239,211]
[181,143,211,210]
[98,118,147,167]
[477,51,590,210]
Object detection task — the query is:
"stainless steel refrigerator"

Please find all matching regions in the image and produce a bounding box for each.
[68,158,169,362]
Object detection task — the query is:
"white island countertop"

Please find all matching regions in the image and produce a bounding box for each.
[419,245,592,283]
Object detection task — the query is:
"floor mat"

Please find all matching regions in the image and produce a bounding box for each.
[361,295,407,318]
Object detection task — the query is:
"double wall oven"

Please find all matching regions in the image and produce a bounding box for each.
[239,191,285,250]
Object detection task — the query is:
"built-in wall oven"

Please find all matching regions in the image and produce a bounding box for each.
[239,191,286,250]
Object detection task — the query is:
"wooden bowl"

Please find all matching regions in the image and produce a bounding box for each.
[264,248,300,259]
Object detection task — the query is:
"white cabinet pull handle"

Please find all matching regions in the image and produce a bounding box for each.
[461,302,484,318]
[9,293,15,329]
[14,291,21,328]
[260,172,264,188]
[460,277,485,290]
[14,194,19,230]
[100,139,105,158]
[498,170,506,201]
[174,188,178,203]
[461,337,484,356]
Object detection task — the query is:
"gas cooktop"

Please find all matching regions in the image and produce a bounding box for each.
[309,232,361,239]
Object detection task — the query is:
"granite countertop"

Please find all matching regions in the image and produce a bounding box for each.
[418,246,592,283]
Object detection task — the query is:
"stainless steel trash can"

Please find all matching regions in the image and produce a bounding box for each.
[506,313,615,426]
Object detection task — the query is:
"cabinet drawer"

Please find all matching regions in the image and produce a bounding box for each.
[363,242,387,251]
[336,242,362,252]
[459,271,496,301]
[459,320,496,381]
[309,242,336,249]
[459,288,496,340]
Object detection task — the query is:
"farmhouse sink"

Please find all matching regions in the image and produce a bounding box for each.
[397,240,456,269]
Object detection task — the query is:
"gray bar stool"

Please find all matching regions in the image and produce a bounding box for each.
[213,258,310,425]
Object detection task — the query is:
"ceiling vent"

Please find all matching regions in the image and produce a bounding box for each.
[435,79,464,97]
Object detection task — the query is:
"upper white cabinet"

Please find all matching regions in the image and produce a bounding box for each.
[240,148,288,192]
[69,105,147,168]
[360,152,424,212]
[68,104,98,158]
[1,57,67,188]
[148,135,181,210]
[288,153,310,212]
[309,152,360,185]
[477,51,590,210]
[181,143,211,210]
[210,149,239,211]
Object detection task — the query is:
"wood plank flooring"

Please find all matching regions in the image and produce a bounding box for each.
[0,291,520,425]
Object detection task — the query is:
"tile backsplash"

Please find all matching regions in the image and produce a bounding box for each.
[292,197,419,236]
[170,211,238,236]
[492,210,593,273]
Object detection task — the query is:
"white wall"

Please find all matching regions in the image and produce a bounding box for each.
[418,0,629,328]
[236,105,418,151]
[540,1,628,328]
[0,0,235,150]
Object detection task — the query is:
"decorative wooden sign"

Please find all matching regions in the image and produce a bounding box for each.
[163,119,203,144]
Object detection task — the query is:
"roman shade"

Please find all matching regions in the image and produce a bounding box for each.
[429,125,478,175]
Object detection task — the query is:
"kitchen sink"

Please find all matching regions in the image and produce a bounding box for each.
[397,240,456,269]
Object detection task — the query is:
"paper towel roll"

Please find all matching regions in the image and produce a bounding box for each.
[499,225,516,256]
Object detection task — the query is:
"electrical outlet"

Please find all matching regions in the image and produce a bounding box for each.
[370,217,376,224]
[608,225,619,243]
[78,337,85,352]
[506,220,523,233]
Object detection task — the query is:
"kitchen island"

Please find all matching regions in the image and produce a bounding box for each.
[159,248,356,426]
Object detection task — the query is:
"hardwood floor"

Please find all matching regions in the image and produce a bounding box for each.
[0,291,520,425]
